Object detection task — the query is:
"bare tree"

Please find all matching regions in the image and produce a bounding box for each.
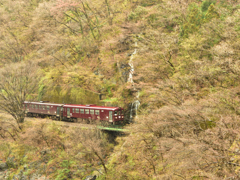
[0,61,39,129]
[70,128,109,174]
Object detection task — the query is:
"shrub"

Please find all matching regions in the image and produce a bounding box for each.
[128,6,147,22]
[180,3,203,38]
[201,0,216,13]
[181,2,219,38]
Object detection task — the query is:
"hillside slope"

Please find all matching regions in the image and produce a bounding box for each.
[1,0,240,179]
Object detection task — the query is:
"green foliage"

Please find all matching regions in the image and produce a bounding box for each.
[204,4,220,22]
[101,98,117,103]
[197,119,216,130]
[37,84,45,101]
[181,2,219,38]
[0,143,11,159]
[181,3,203,38]
[147,13,158,24]
[201,0,216,13]
[140,0,162,7]
[60,160,74,168]
[56,168,71,180]
[128,6,148,22]
[39,65,102,104]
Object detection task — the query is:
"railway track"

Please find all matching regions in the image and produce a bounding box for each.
[0,112,129,132]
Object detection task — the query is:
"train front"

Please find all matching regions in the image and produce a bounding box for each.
[112,107,124,124]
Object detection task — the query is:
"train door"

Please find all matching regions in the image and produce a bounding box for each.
[57,107,60,117]
[67,108,70,118]
[61,107,63,117]
[109,111,113,122]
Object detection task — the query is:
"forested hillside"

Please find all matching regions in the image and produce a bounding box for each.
[1,0,240,179]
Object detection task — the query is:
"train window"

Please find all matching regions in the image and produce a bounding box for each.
[76,109,79,113]
[39,105,42,109]
[25,104,27,108]
[90,109,94,115]
[43,106,45,110]
[73,108,75,113]
[95,110,99,115]
[35,105,38,109]
[80,109,84,114]
[85,109,89,114]
[114,111,118,116]
[47,106,50,110]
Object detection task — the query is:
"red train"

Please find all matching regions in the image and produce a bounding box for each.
[24,101,124,125]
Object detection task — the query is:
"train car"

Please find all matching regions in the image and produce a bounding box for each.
[24,101,125,124]
[24,101,64,119]
[62,104,124,124]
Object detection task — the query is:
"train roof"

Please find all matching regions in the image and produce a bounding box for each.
[63,104,122,111]
[24,101,63,106]
[24,101,123,111]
